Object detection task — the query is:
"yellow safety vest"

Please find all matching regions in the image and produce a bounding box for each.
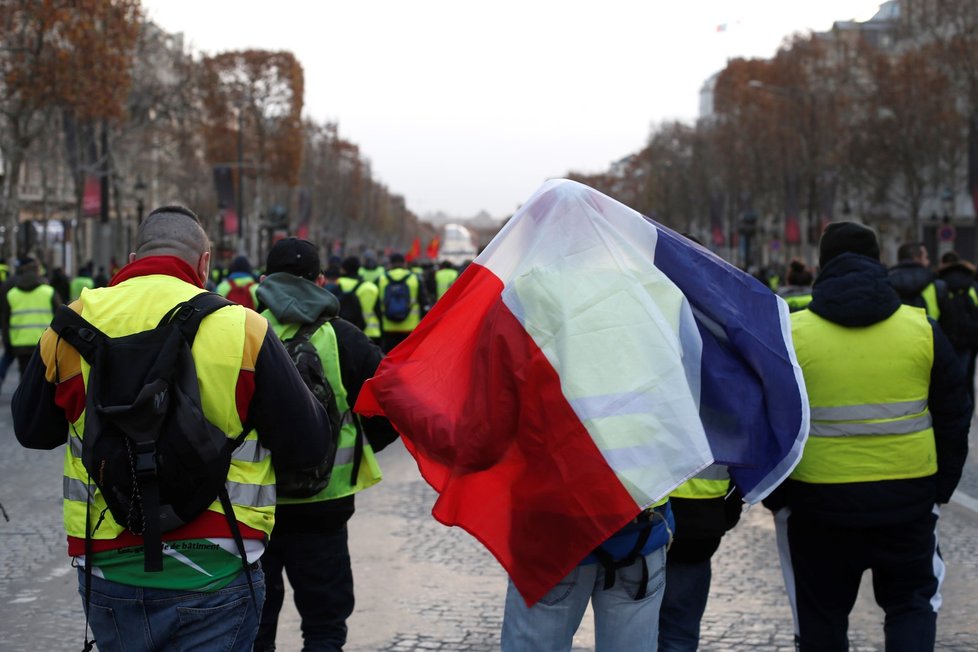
[921,283,941,320]
[59,278,276,542]
[338,276,381,339]
[8,285,55,347]
[434,267,459,301]
[359,266,384,285]
[790,304,937,484]
[671,465,730,500]
[264,313,382,502]
[378,268,422,333]
[69,276,95,302]
[784,293,812,312]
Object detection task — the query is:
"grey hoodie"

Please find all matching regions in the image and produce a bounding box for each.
[256,272,339,325]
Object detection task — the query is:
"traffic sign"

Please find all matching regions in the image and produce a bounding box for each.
[938,224,956,243]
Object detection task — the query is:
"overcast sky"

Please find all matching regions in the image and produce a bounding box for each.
[143,0,885,219]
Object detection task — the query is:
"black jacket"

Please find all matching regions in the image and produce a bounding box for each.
[888,261,941,309]
[782,254,971,527]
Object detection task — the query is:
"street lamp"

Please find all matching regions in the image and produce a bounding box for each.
[941,187,954,220]
[739,208,759,271]
[134,176,147,225]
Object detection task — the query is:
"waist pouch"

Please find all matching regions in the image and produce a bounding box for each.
[579,502,675,600]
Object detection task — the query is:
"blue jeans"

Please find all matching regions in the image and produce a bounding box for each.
[77,565,265,651]
[254,526,354,652]
[658,557,712,652]
[501,546,667,652]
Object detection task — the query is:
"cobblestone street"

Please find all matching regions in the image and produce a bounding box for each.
[3,372,978,651]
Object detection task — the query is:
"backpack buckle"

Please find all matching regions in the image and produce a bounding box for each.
[174,305,196,322]
[77,327,96,343]
[133,449,158,477]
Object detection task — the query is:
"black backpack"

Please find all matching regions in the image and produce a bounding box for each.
[49,293,249,573]
[327,281,366,330]
[383,272,414,322]
[939,286,978,353]
[276,315,342,498]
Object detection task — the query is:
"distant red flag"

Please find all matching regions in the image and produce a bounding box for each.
[426,237,441,260]
[405,237,421,263]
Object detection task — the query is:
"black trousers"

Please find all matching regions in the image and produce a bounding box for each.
[786,508,942,652]
[254,525,354,652]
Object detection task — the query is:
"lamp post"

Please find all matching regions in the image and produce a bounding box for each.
[739,208,758,271]
[941,187,954,221]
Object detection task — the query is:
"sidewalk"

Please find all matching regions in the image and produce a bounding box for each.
[273,440,978,651]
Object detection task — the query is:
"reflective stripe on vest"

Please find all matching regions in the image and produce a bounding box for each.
[61,278,275,543]
[671,465,730,500]
[8,285,55,346]
[790,305,937,484]
[265,314,383,504]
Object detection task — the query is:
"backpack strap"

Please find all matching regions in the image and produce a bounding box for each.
[590,519,654,600]
[288,313,334,344]
[161,292,234,344]
[50,305,106,364]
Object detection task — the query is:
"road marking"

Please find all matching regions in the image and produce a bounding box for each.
[951,489,978,515]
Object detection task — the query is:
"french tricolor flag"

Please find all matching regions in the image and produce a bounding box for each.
[355,180,809,605]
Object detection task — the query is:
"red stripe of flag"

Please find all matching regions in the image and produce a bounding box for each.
[355,262,639,605]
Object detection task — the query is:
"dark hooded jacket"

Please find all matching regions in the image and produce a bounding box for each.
[257,273,399,532]
[936,261,978,354]
[888,260,946,313]
[781,253,971,527]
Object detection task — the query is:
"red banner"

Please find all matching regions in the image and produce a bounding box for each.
[82,176,101,217]
[222,208,239,235]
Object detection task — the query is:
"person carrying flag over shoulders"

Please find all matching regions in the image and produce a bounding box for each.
[355,179,811,652]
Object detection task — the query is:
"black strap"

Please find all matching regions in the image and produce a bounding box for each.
[217,487,260,620]
[591,519,654,599]
[136,441,163,572]
[287,313,333,345]
[164,292,234,344]
[82,481,95,652]
[50,306,105,364]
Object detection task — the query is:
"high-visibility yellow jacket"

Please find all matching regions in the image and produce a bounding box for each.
[8,285,55,348]
[378,268,423,333]
[791,304,937,484]
[264,313,383,502]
